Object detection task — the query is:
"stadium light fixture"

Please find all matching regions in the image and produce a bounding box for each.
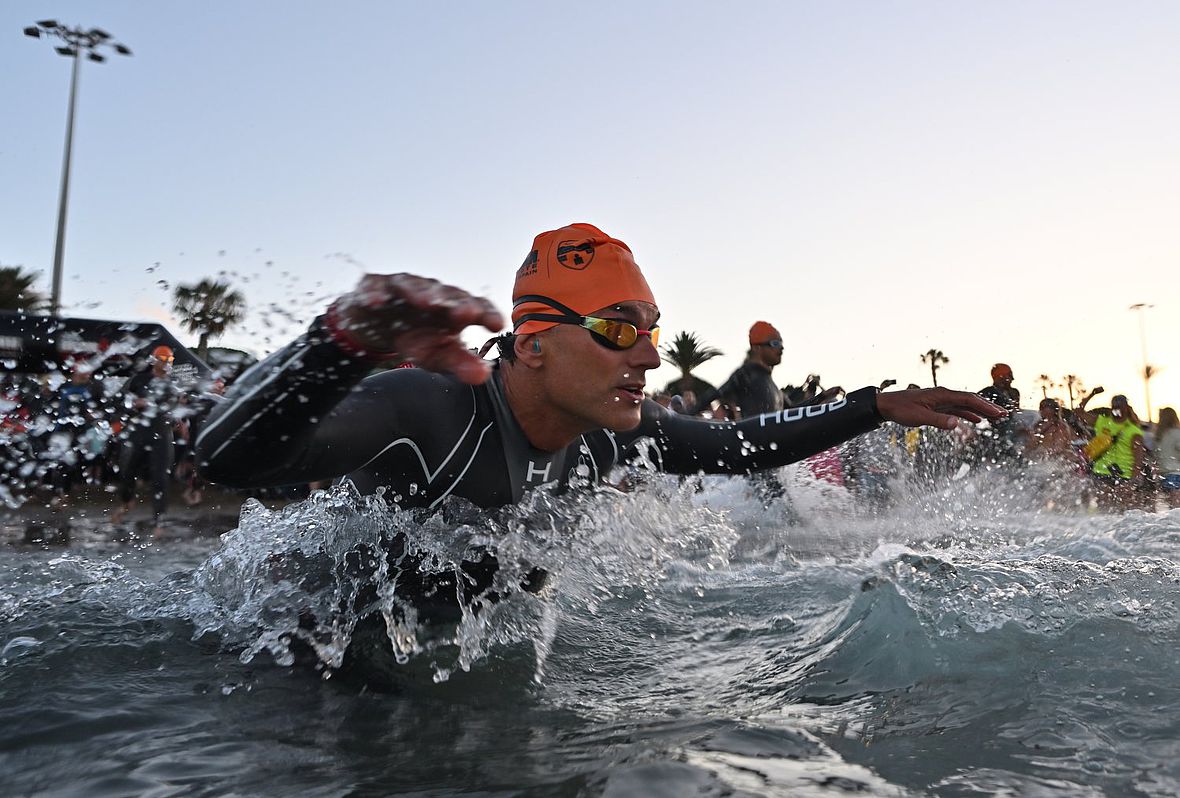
[24,20,132,317]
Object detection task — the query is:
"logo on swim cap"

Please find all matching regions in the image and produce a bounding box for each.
[518,249,539,278]
[556,241,594,270]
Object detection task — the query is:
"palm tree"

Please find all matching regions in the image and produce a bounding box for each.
[1036,373,1056,399]
[0,265,49,313]
[661,331,722,397]
[172,278,246,361]
[920,349,949,387]
[1063,374,1084,408]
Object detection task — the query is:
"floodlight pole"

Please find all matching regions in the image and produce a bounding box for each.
[1129,302,1153,422]
[50,48,82,319]
[24,21,132,317]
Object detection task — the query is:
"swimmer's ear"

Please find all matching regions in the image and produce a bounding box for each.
[515,333,544,367]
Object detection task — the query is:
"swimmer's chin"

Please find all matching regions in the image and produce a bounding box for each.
[604,407,645,433]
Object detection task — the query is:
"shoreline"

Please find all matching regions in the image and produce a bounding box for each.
[1,483,284,546]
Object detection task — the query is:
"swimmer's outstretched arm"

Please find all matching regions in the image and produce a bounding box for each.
[195,274,502,487]
[623,387,1004,474]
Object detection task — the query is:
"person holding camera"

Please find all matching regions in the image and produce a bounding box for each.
[1075,387,1146,507]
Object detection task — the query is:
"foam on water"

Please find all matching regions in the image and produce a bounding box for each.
[2,462,1180,795]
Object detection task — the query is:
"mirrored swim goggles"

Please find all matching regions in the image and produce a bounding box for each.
[514,295,660,350]
[759,339,783,350]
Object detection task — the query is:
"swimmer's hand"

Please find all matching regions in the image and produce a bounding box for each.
[328,274,504,384]
[876,387,1006,431]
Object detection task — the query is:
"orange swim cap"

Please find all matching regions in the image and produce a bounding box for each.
[749,321,781,345]
[152,345,174,362]
[512,223,656,335]
[991,363,1013,380]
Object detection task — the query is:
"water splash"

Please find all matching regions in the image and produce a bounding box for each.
[185,478,738,682]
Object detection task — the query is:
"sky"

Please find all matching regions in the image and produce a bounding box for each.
[3,1,1178,417]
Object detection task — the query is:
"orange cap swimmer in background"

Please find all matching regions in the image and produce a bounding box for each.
[991,363,1013,381]
[512,223,656,335]
[151,345,175,363]
[749,321,781,346]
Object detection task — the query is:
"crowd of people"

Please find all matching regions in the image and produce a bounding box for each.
[0,345,231,536]
[654,334,1180,513]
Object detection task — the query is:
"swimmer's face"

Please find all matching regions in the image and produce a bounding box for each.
[536,300,661,433]
[755,339,783,368]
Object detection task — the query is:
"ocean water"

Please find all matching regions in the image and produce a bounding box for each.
[2,466,1179,797]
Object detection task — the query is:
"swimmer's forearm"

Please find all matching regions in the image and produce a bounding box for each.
[194,318,376,486]
[631,387,882,474]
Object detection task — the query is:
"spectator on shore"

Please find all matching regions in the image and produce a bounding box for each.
[1076,392,1145,508]
[1026,398,1076,463]
[49,365,107,503]
[1024,397,1085,507]
[1154,407,1180,508]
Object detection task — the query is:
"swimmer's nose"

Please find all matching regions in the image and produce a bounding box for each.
[630,335,661,370]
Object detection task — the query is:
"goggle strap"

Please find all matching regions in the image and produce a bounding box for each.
[514,312,581,328]
[512,295,581,317]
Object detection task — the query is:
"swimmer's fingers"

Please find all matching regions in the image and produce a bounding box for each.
[943,406,986,425]
[336,274,504,353]
[394,329,493,385]
[365,274,503,333]
[939,391,1005,421]
[877,388,1005,430]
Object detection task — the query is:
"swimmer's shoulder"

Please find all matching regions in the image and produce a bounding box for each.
[353,367,484,416]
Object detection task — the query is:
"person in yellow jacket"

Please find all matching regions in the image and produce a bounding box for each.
[1076,389,1145,507]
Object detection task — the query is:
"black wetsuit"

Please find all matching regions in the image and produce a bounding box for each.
[716,361,785,419]
[197,319,882,507]
[194,317,883,626]
[118,370,180,521]
[716,360,797,507]
[977,384,1022,463]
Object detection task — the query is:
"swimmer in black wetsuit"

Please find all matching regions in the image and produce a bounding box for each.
[196,320,885,512]
[195,223,1003,628]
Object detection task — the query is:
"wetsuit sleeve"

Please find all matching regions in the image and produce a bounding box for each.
[619,386,883,474]
[194,317,399,487]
